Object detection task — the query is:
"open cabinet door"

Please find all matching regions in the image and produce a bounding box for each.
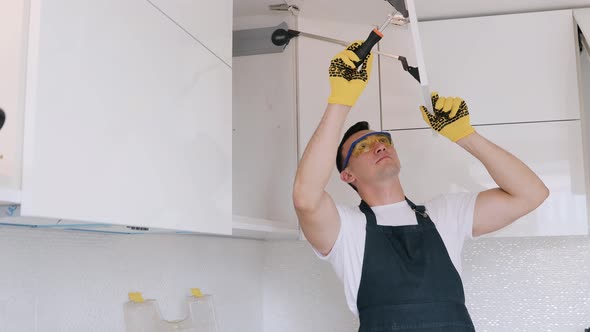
[405,0,432,113]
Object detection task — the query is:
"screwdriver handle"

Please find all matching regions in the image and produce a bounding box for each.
[353,29,383,68]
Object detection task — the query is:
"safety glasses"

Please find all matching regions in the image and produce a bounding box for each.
[342,131,393,170]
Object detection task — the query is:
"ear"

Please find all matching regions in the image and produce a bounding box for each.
[340,169,356,184]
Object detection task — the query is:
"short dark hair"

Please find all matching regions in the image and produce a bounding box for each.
[336,121,370,173]
[336,121,370,192]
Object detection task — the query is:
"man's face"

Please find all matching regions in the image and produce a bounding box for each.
[340,130,401,188]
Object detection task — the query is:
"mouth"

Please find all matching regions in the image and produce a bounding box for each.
[376,156,392,164]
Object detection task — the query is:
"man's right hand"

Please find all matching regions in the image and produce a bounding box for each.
[327,41,374,107]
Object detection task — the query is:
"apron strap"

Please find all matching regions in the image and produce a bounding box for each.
[405,196,430,224]
[359,200,378,226]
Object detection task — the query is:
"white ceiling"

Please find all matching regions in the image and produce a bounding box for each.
[235,0,590,22]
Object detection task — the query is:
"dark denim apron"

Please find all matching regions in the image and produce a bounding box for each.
[356,197,475,331]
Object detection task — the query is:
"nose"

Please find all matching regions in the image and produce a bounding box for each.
[374,142,387,154]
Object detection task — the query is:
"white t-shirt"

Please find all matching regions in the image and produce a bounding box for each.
[313,192,479,316]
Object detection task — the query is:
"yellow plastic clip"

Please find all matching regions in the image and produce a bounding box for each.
[128,292,145,303]
[190,288,203,298]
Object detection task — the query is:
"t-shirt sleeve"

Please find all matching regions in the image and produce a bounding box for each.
[311,204,356,282]
[312,204,350,262]
[310,204,363,316]
[427,192,479,241]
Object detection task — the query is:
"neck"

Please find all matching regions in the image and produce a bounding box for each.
[358,176,405,206]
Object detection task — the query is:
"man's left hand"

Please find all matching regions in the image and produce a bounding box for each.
[420,92,475,142]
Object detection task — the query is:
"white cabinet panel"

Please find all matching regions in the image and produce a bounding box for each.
[393,121,587,237]
[147,0,233,65]
[230,15,300,239]
[232,35,298,225]
[297,17,382,207]
[381,10,581,130]
[0,0,26,201]
[22,0,231,234]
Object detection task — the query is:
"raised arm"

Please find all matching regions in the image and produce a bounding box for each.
[293,42,373,255]
[420,93,549,237]
[457,132,549,236]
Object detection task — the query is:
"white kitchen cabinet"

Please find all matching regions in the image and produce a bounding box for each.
[297,17,383,207]
[147,0,233,66]
[0,0,233,235]
[232,15,300,239]
[374,8,590,237]
[231,4,590,239]
[231,12,392,239]
[393,121,588,237]
[380,10,581,130]
[231,15,386,240]
[0,0,27,204]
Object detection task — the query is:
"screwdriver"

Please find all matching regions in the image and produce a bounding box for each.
[354,13,396,71]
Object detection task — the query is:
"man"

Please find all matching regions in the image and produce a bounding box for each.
[292,42,549,331]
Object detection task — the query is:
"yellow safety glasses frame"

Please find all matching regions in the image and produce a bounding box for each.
[342,131,393,170]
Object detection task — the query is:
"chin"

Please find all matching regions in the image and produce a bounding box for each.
[376,166,400,180]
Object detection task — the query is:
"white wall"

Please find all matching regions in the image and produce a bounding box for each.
[0,227,264,332]
[262,241,356,332]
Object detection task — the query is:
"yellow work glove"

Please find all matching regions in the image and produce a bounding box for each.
[419,92,475,142]
[327,41,374,107]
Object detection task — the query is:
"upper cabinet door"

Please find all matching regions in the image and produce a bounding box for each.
[22,0,232,234]
[0,0,27,202]
[381,10,581,130]
[147,0,233,66]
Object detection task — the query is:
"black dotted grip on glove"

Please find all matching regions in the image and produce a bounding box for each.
[424,94,470,132]
[328,43,370,82]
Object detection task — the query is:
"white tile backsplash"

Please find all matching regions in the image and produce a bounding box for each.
[0,227,264,332]
[0,226,588,331]
[263,237,590,332]
[463,236,590,331]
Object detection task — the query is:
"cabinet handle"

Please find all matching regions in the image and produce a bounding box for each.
[0,108,5,131]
